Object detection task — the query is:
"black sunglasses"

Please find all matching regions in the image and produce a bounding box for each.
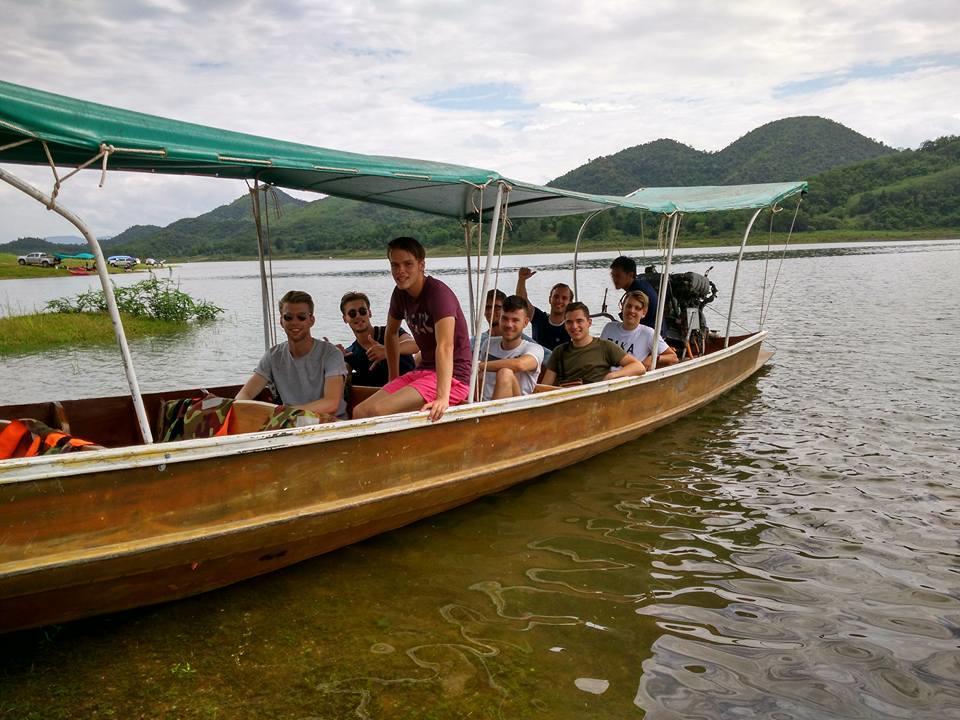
[282,313,310,322]
[347,307,369,318]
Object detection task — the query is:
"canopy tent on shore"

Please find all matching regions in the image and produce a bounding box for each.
[54,251,95,260]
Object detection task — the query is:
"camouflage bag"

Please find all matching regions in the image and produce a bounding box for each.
[261,405,337,430]
[158,394,234,442]
[158,396,335,441]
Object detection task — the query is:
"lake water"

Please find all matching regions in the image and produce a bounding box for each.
[2,240,959,719]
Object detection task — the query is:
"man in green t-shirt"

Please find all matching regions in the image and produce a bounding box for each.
[542,302,646,385]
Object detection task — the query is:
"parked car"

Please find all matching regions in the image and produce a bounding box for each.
[17,252,58,267]
[107,255,137,268]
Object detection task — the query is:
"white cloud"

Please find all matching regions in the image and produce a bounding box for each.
[1,0,958,241]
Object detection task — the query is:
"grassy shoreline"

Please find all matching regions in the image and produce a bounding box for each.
[0,253,154,280]
[0,312,191,355]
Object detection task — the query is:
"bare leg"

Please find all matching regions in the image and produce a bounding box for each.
[353,386,425,419]
[492,368,522,400]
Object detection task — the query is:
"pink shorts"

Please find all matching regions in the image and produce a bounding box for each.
[381,369,470,406]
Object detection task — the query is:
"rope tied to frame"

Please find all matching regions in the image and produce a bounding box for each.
[759,202,784,326]
[0,138,35,154]
[462,221,475,327]
[39,141,113,210]
[247,179,285,347]
[640,212,646,259]
[760,195,803,328]
[99,144,114,187]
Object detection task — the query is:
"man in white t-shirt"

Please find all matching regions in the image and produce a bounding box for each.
[478,295,545,401]
[600,290,678,370]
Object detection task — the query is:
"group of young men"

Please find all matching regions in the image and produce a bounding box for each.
[237,237,678,422]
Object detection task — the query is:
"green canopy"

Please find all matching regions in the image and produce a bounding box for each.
[55,251,96,260]
[0,80,806,218]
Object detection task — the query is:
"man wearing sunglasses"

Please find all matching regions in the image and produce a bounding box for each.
[339,291,418,387]
[237,290,348,418]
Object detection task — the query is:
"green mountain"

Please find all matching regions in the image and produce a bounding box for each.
[549,139,719,193]
[106,192,308,258]
[550,116,896,193]
[718,116,897,184]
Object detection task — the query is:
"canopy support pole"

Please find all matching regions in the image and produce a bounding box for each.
[468,182,506,403]
[724,207,764,348]
[0,166,154,444]
[572,210,604,300]
[463,222,475,327]
[650,213,680,371]
[249,183,273,351]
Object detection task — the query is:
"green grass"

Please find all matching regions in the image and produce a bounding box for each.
[0,311,190,355]
[0,253,152,280]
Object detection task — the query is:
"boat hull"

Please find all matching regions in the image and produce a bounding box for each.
[0,333,770,633]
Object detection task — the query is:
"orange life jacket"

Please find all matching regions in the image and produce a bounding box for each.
[0,419,95,460]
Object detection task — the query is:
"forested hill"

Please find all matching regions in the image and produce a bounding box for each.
[103,191,308,258]
[800,134,960,230]
[0,236,120,256]
[550,117,896,193]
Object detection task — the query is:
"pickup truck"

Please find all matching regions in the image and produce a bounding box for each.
[17,252,58,267]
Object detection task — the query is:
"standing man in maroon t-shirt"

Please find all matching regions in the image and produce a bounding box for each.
[353,237,472,422]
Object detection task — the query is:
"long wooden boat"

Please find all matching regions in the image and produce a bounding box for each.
[0,334,768,633]
[0,81,803,633]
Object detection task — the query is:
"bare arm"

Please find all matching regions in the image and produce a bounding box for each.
[541,368,558,386]
[294,374,345,416]
[236,373,268,401]
[385,315,402,381]
[604,353,646,380]
[644,345,679,370]
[375,331,417,358]
[481,354,538,374]
[516,267,535,302]
[398,333,419,356]
[423,316,455,421]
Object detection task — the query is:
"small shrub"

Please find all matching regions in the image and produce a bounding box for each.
[46,278,223,323]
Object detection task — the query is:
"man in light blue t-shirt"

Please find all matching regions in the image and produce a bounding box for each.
[237,290,347,418]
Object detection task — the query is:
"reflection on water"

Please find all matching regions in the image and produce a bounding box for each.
[2,241,960,719]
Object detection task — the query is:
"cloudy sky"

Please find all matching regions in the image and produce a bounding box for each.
[1,0,958,242]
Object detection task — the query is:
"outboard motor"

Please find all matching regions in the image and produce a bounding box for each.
[641,265,718,359]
